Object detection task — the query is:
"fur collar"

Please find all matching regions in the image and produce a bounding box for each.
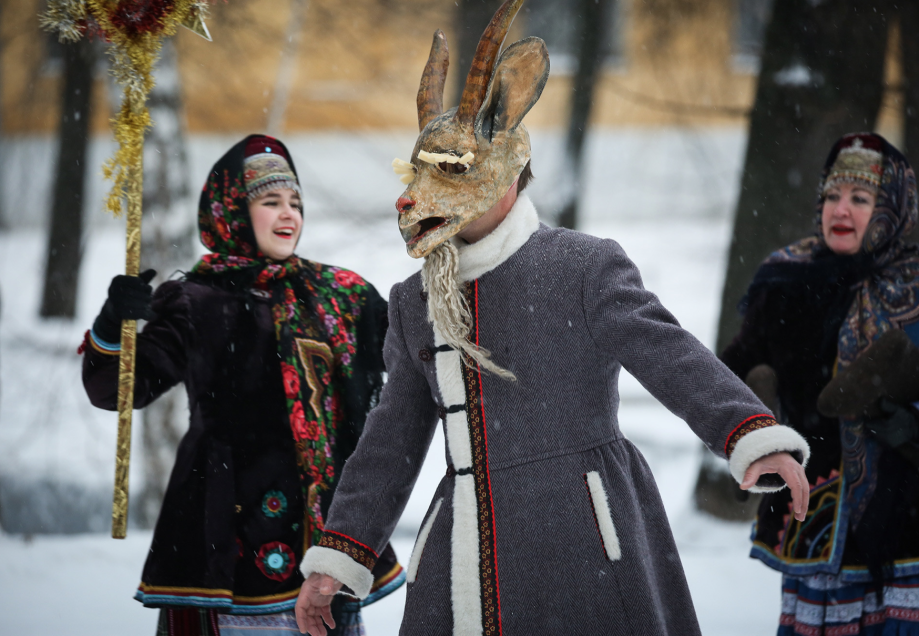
[453,194,540,282]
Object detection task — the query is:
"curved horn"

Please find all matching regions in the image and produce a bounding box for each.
[455,0,524,125]
[417,30,450,132]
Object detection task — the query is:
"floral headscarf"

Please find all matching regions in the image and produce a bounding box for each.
[755,133,919,524]
[191,135,381,546]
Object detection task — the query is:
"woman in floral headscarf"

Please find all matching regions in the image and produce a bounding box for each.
[81,135,404,636]
[722,133,919,635]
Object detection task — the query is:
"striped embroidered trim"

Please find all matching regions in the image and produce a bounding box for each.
[369,562,406,595]
[317,530,378,571]
[136,583,302,614]
[462,280,503,636]
[89,328,121,355]
[231,589,302,605]
[137,583,233,598]
[724,414,778,457]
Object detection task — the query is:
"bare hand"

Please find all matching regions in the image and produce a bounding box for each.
[295,573,343,635]
[741,451,809,522]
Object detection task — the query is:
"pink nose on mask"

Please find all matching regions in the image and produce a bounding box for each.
[396,197,415,213]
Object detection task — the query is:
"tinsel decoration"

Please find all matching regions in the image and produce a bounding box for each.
[41,0,212,540]
[43,0,210,216]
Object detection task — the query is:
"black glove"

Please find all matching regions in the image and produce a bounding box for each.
[91,269,157,343]
[864,398,919,449]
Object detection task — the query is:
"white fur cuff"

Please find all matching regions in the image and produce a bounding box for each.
[300,545,374,599]
[728,425,811,494]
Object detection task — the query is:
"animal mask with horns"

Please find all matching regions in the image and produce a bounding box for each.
[393,0,550,259]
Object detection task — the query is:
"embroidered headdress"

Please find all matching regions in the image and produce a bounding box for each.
[244,136,301,201]
[822,133,884,195]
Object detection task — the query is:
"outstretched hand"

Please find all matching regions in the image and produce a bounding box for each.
[741,451,809,522]
[295,573,343,635]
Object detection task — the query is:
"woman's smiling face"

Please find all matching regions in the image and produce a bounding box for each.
[249,188,303,261]
[821,182,876,255]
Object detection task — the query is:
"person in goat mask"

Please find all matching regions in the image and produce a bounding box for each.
[296,2,810,634]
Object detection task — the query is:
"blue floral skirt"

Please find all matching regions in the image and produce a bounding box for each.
[156,603,364,636]
[778,573,919,635]
[217,606,363,636]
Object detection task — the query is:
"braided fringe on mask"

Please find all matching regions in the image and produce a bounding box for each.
[421,243,516,381]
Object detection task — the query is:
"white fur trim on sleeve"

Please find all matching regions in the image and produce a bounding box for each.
[299,545,374,599]
[728,425,811,494]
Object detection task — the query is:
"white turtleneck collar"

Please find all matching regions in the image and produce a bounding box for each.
[451,193,540,282]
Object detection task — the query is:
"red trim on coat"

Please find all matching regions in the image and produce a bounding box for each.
[473,280,503,635]
[723,413,774,456]
[321,529,379,558]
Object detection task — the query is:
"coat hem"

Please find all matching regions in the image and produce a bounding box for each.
[750,544,919,583]
[134,584,300,615]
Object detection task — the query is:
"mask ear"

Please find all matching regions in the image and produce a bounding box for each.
[475,37,550,141]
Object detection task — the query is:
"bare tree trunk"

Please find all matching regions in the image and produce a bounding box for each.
[556,0,612,230]
[135,39,194,528]
[699,0,890,520]
[40,38,96,318]
[715,0,890,354]
[901,3,919,167]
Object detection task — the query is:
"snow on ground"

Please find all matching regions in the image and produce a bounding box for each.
[0,127,786,634]
[0,516,781,636]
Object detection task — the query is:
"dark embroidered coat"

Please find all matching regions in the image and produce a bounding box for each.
[722,132,919,584]
[722,271,919,582]
[82,274,402,614]
[300,198,807,636]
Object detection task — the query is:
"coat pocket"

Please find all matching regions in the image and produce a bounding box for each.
[407,497,444,583]
[584,471,621,562]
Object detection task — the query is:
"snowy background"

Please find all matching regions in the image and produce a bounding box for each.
[0,128,784,635]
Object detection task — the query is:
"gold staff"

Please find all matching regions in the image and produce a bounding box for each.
[41,0,211,538]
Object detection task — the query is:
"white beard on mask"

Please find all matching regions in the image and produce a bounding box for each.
[421,242,516,381]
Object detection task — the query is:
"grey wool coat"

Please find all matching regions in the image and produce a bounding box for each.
[301,195,810,636]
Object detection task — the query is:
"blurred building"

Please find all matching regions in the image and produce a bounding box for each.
[2,0,783,135]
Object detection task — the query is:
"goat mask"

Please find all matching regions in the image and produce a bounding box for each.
[393,0,550,259]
